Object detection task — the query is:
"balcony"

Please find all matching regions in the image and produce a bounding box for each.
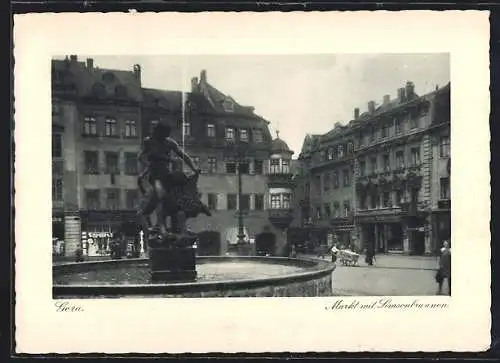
[437,199,451,210]
[267,172,295,188]
[267,208,294,229]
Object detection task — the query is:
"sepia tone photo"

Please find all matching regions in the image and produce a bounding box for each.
[51,54,451,298]
[15,11,490,354]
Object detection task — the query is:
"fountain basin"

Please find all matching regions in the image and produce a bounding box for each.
[53,256,336,298]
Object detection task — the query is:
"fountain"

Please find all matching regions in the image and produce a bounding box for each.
[52,123,336,298]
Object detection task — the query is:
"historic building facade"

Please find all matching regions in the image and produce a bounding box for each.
[296,81,451,255]
[52,56,143,256]
[53,59,295,257]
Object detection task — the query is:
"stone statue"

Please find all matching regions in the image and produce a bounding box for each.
[137,122,211,248]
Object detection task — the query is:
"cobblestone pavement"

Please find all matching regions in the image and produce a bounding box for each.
[298,253,444,296]
[332,265,444,296]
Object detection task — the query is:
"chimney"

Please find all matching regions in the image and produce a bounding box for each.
[191,77,199,92]
[69,55,77,62]
[383,94,390,105]
[405,81,415,100]
[397,87,406,103]
[368,101,375,114]
[200,69,207,83]
[86,58,94,70]
[354,108,360,119]
[133,64,141,80]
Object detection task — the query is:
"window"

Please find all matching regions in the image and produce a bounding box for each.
[226,162,236,174]
[52,179,63,201]
[396,189,404,204]
[208,157,217,173]
[381,124,389,138]
[282,194,291,209]
[253,160,263,174]
[410,115,418,129]
[347,142,354,155]
[328,147,335,160]
[359,160,366,176]
[225,127,235,141]
[270,159,280,174]
[359,194,367,210]
[440,177,450,199]
[106,188,120,210]
[240,194,250,210]
[395,118,403,134]
[240,129,249,142]
[253,129,263,143]
[52,133,62,158]
[105,152,119,174]
[333,202,340,217]
[84,151,99,174]
[208,193,218,210]
[104,118,118,137]
[383,154,390,172]
[183,123,191,136]
[124,120,137,137]
[359,132,365,146]
[271,194,281,209]
[343,201,350,217]
[370,191,378,209]
[323,172,330,191]
[314,175,321,191]
[320,150,327,161]
[411,147,420,166]
[370,126,376,141]
[238,161,249,174]
[124,152,138,175]
[338,144,344,158]
[282,159,290,173]
[332,172,339,188]
[382,192,391,208]
[126,189,139,209]
[396,151,405,169]
[254,194,264,210]
[207,124,216,137]
[83,116,97,136]
[85,189,100,210]
[343,169,350,187]
[227,194,237,210]
[324,204,331,218]
[315,206,322,220]
[370,157,377,174]
[223,99,234,112]
[440,136,450,157]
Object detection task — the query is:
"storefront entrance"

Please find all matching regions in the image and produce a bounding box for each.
[362,223,404,254]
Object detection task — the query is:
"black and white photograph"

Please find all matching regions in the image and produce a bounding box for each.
[51,53,451,298]
[15,11,490,354]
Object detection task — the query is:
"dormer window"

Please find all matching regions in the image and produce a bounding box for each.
[253,129,263,143]
[115,85,127,97]
[102,72,115,83]
[222,98,234,112]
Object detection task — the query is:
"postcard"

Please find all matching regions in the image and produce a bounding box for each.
[14,11,490,353]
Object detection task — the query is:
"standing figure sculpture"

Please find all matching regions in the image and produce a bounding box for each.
[137,122,211,245]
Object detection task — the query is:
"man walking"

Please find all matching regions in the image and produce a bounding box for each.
[436,240,451,295]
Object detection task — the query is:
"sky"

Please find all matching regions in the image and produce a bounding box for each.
[61,54,450,156]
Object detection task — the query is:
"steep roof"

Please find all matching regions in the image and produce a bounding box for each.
[52,57,143,102]
[271,137,293,154]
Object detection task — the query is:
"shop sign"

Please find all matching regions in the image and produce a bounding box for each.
[87,231,113,238]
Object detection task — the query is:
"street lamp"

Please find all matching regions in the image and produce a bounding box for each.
[229,141,249,245]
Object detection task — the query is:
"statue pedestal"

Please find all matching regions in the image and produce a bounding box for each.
[148,233,198,283]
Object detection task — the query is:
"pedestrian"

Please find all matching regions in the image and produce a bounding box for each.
[436,240,451,295]
[330,243,338,263]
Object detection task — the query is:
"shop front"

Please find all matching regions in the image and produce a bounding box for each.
[356,214,406,254]
[52,213,65,256]
[79,210,140,257]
